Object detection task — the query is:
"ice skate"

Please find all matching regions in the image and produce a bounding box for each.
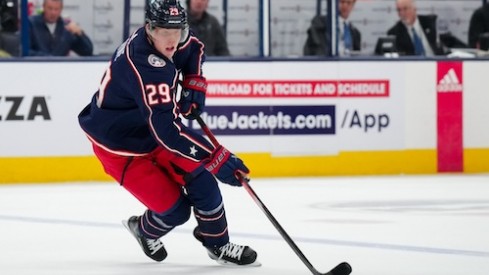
[193,227,261,266]
[122,216,167,262]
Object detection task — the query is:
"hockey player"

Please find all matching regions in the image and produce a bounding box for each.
[78,0,258,266]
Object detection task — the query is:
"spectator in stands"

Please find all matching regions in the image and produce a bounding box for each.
[186,0,230,56]
[303,0,361,56]
[29,0,93,56]
[0,0,18,33]
[0,0,19,57]
[385,0,444,56]
[468,1,489,49]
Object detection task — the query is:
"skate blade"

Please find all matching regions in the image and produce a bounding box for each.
[121,220,140,241]
[121,220,130,231]
[215,258,262,267]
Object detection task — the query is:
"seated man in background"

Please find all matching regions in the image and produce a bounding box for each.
[468,1,489,49]
[303,0,361,56]
[385,0,444,56]
[186,0,230,56]
[29,0,93,56]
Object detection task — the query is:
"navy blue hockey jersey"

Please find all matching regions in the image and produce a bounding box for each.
[79,27,213,163]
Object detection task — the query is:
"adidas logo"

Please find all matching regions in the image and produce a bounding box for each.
[437,68,463,92]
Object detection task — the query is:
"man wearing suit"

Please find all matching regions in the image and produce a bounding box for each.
[468,2,489,49]
[303,0,361,56]
[386,0,444,56]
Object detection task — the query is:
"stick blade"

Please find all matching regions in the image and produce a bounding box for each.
[326,262,352,275]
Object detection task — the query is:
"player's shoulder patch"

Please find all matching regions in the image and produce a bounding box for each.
[148,54,166,67]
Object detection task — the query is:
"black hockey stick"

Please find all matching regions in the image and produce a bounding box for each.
[191,110,352,275]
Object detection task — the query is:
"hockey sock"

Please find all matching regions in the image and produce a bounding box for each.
[186,172,229,247]
[194,201,229,247]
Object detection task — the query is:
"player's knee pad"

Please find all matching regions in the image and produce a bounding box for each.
[140,196,191,238]
[185,171,223,211]
[157,195,192,226]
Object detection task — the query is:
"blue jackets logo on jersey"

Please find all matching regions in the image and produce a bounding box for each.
[148,54,166,67]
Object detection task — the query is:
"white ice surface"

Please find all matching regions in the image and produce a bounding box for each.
[1,174,488,275]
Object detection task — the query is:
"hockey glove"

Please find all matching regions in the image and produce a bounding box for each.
[179,74,207,120]
[203,145,249,187]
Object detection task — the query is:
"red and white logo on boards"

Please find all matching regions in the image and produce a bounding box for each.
[436,61,463,172]
[437,66,463,92]
[206,80,390,98]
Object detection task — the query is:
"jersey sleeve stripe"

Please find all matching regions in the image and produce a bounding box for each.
[178,37,205,75]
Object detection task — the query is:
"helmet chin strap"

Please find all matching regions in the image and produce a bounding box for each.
[145,24,156,46]
[147,33,155,47]
[179,25,190,44]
